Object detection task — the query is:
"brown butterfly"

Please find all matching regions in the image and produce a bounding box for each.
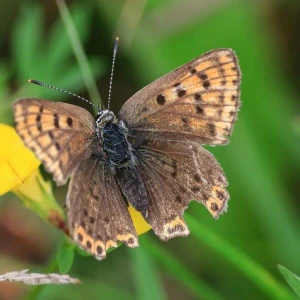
[13,48,241,260]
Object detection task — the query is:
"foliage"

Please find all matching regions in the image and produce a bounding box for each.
[0,0,299,299]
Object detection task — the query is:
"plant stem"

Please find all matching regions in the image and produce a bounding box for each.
[185,213,295,300]
[55,0,102,111]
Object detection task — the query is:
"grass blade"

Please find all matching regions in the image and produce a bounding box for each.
[141,235,224,300]
[278,264,300,297]
[130,246,167,300]
[185,213,295,300]
[55,0,102,110]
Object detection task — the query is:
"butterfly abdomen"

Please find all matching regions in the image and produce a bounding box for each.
[101,122,131,168]
[116,166,149,217]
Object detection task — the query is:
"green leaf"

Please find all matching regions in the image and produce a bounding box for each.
[9,1,104,105]
[46,2,93,75]
[56,241,75,274]
[278,264,300,297]
[11,3,43,83]
[130,246,167,300]
[75,245,92,257]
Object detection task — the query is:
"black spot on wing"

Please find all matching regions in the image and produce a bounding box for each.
[191,186,200,193]
[86,241,92,249]
[77,233,83,242]
[67,117,73,127]
[96,245,103,254]
[207,123,216,136]
[221,79,226,86]
[203,80,211,89]
[198,72,208,80]
[127,237,135,245]
[177,89,186,97]
[55,142,61,151]
[210,202,219,212]
[194,93,202,101]
[175,195,182,203]
[229,110,235,117]
[195,106,204,114]
[54,113,59,128]
[48,131,54,140]
[216,189,226,201]
[194,174,201,182]
[156,94,166,105]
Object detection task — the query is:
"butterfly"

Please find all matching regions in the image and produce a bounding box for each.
[13,48,241,260]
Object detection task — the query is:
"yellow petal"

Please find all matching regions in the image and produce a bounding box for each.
[0,124,40,195]
[128,204,151,235]
[12,168,67,233]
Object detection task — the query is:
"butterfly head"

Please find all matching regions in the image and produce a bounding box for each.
[96,110,116,128]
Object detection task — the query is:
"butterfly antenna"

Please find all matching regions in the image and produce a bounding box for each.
[107,37,119,111]
[28,79,100,112]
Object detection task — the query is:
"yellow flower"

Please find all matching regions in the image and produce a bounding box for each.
[0,123,40,195]
[0,123,67,233]
[0,123,151,236]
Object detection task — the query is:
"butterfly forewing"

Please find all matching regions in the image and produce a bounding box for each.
[119,49,241,145]
[67,156,138,260]
[13,99,96,185]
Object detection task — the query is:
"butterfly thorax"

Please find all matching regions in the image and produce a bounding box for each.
[96,110,132,170]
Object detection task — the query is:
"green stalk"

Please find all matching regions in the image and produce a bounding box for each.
[185,213,295,300]
[129,246,167,300]
[55,0,102,110]
[141,236,225,300]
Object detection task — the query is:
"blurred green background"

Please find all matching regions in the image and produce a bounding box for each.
[0,0,299,299]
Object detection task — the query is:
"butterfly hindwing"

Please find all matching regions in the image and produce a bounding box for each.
[13,98,96,185]
[67,155,138,260]
[119,49,241,145]
[136,140,229,240]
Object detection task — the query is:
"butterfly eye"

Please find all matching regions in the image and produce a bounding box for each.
[96,110,115,127]
[96,111,103,119]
